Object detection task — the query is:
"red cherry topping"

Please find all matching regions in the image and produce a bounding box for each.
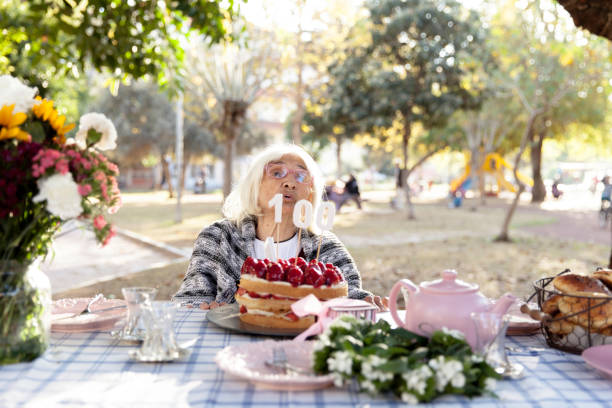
[304,264,325,288]
[287,265,304,287]
[324,268,342,286]
[239,305,247,314]
[253,259,268,279]
[296,257,308,271]
[267,263,284,281]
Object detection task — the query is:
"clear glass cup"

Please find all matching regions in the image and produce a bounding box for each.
[113,287,157,342]
[471,312,524,379]
[138,301,181,361]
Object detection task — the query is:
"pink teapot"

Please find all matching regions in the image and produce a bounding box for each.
[389,269,517,348]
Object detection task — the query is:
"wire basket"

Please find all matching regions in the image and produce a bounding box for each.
[531,269,612,354]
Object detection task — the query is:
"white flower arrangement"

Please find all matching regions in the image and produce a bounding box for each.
[0,75,38,113]
[33,173,83,220]
[75,112,117,151]
[312,315,501,403]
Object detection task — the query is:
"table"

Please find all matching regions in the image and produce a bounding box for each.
[1,309,611,407]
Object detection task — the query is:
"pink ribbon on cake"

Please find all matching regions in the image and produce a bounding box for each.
[291,294,373,341]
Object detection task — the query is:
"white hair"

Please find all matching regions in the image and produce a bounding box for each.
[222,144,324,232]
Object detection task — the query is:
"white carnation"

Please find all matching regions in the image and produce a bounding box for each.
[0,75,38,113]
[33,173,83,219]
[401,392,419,405]
[75,112,117,150]
[327,351,353,375]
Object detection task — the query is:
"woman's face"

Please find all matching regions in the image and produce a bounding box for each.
[258,154,313,219]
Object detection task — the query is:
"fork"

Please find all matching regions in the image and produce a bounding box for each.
[265,347,311,375]
[80,294,104,315]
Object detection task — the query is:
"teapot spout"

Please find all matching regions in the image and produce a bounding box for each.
[489,292,517,315]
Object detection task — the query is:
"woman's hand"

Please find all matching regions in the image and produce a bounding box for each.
[365,295,389,312]
[200,301,226,310]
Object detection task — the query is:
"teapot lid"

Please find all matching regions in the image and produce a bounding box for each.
[420,269,478,294]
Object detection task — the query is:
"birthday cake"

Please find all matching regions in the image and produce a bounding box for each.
[235,256,348,329]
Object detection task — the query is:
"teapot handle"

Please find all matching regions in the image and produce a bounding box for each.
[389,279,419,328]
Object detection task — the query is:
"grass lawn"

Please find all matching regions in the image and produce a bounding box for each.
[58,189,608,302]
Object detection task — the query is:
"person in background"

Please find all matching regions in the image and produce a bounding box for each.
[551,179,563,199]
[601,176,611,208]
[173,144,387,310]
[344,174,362,209]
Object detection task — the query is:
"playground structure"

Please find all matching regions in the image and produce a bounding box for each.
[450,152,533,195]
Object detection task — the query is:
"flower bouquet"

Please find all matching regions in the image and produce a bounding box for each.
[312,315,501,404]
[0,75,121,364]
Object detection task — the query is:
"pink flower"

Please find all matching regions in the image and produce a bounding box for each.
[93,215,107,230]
[102,225,116,246]
[55,159,69,174]
[78,184,92,196]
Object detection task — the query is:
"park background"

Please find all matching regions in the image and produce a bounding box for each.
[2,0,610,302]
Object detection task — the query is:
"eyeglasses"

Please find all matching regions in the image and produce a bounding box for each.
[264,163,312,184]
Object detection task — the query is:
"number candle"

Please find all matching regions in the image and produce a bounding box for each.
[292,200,313,263]
[314,202,336,260]
[268,193,283,258]
[268,193,283,223]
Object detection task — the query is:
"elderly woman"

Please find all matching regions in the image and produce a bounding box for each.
[173,144,385,310]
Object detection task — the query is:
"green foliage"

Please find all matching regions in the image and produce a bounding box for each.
[313,315,500,403]
[0,261,49,365]
[0,0,238,87]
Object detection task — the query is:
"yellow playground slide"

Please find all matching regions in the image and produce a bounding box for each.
[450,152,533,194]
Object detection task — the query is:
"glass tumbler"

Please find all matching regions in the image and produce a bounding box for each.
[471,312,524,379]
[115,287,157,342]
[139,301,181,361]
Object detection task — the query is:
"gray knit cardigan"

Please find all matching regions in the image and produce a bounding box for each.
[173,216,371,306]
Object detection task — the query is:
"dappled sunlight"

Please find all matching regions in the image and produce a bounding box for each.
[354,236,608,301]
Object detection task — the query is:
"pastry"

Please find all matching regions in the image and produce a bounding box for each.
[552,273,611,296]
[593,269,612,291]
[235,256,348,329]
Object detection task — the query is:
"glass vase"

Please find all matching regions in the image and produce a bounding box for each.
[0,259,51,365]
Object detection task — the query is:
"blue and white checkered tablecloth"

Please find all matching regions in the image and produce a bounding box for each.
[1,308,611,408]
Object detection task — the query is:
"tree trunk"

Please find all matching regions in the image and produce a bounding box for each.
[292,54,304,145]
[402,119,415,219]
[223,136,235,199]
[530,129,546,203]
[180,154,190,192]
[161,153,174,198]
[336,135,343,178]
[221,100,247,199]
[495,110,540,241]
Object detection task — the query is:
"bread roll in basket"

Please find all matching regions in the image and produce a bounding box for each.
[522,268,612,354]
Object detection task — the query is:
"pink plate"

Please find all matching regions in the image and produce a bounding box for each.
[506,302,540,336]
[582,344,612,379]
[52,297,126,333]
[215,340,334,391]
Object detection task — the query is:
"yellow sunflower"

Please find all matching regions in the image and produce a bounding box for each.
[32,96,76,144]
[0,104,31,142]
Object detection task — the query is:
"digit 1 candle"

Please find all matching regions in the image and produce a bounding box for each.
[268,193,283,258]
[268,193,283,223]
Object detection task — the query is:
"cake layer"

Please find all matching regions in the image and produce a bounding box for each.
[239,311,315,330]
[235,292,295,313]
[239,275,348,300]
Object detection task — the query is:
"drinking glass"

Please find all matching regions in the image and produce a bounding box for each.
[139,301,181,361]
[113,287,157,342]
[471,312,524,379]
